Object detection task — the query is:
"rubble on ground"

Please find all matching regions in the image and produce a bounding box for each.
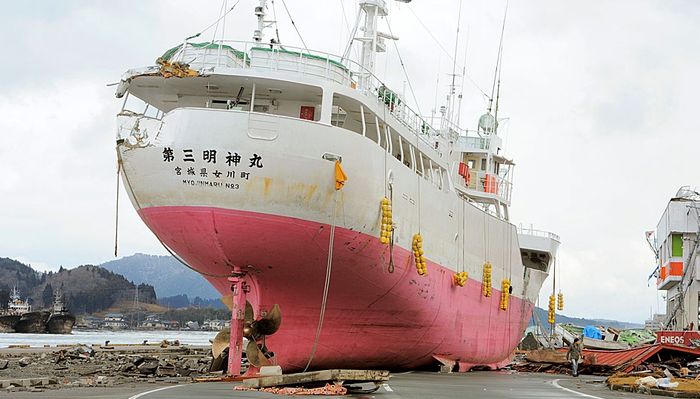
[607,371,700,397]
[235,383,348,395]
[0,344,222,392]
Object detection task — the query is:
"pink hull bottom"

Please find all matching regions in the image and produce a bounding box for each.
[139,206,533,372]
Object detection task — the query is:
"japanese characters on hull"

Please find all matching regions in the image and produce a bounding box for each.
[162,147,263,190]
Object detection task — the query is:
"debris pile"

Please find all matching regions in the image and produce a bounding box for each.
[607,370,700,396]
[0,344,218,392]
[514,344,700,377]
[235,383,348,396]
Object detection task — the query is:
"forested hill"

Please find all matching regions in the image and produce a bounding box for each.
[100,253,219,299]
[0,257,156,314]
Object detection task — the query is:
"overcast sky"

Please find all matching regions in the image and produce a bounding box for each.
[1,1,697,323]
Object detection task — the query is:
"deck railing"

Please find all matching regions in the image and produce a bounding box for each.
[168,40,440,146]
[457,136,491,151]
[454,169,512,204]
[517,226,561,241]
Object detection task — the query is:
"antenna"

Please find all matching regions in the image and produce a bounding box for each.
[456,26,469,129]
[492,0,509,134]
[445,0,463,129]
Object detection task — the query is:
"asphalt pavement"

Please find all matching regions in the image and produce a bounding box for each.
[1,371,653,398]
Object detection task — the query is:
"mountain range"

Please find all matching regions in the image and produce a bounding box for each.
[531,306,643,329]
[0,254,647,327]
[99,253,219,300]
[0,257,156,313]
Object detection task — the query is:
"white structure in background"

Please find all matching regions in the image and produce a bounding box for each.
[645,314,666,331]
[5,287,31,315]
[103,313,129,329]
[140,314,166,329]
[202,319,231,331]
[649,186,700,330]
[185,321,200,330]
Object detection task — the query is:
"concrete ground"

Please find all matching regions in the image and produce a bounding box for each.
[1,372,654,398]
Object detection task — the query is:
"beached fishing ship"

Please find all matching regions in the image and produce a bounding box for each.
[114,0,558,372]
[0,287,75,334]
[0,287,30,332]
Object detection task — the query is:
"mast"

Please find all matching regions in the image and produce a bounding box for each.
[253,0,269,43]
[446,0,463,130]
[357,0,388,90]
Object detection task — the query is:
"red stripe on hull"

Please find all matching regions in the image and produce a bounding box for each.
[139,206,533,371]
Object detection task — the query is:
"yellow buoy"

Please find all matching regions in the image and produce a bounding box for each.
[453,271,468,287]
[482,262,492,297]
[379,197,393,245]
[412,234,427,276]
[548,295,556,324]
[500,279,510,310]
[557,291,564,311]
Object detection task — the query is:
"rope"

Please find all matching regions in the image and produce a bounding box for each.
[279,0,310,53]
[304,189,340,371]
[388,182,395,274]
[114,161,121,257]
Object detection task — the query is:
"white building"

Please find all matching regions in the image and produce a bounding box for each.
[140,314,166,329]
[650,187,700,330]
[103,313,128,329]
[644,314,666,331]
[202,319,230,331]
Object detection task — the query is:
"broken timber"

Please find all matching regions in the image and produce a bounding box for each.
[242,369,390,389]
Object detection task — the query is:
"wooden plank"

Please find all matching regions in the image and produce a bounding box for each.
[243,369,390,388]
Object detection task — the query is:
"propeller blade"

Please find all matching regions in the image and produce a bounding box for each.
[211,329,230,359]
[246,340,271,367]
[252,304,282,336]
[245,301,254,325]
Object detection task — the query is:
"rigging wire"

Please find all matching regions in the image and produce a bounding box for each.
[338,0,359,60]
[190,0,242,42]
[385,17,422,120]
[405,4,489,99]
[447,0,463,127]
[279,0,310,53]
[271,0,282,44]
[489,0,509,110]
[341,7,362,62]
[209,0,228,43]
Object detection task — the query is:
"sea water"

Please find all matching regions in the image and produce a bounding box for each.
[0,330,217,348]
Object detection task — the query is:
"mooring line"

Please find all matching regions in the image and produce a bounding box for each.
[551,378,605,399]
